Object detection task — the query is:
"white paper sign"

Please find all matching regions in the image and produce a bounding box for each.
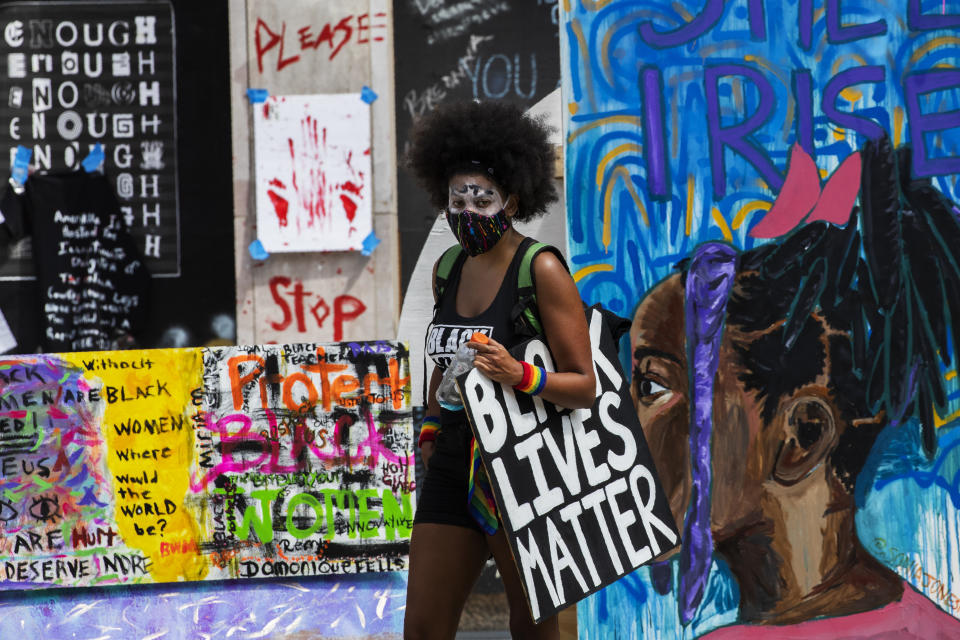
[253,94,372,252]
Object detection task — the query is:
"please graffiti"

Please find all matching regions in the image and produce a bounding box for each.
[254,12,387,73]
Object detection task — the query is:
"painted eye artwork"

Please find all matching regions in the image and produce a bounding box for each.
[447,180,504,216]
[0,499,17,522]
[636,378,667,400]
[28,495,60,523]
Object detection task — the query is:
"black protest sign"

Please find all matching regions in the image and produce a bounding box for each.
[0,1,179,278]
[458,307,679,622]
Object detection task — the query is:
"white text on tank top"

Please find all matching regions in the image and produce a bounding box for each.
[427,324,493,369]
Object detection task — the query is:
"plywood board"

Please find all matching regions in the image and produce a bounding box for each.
[238,0,398,345]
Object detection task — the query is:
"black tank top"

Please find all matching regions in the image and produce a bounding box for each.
[426,239,531,372]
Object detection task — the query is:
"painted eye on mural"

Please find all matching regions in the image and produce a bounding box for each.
[28,495,61,523]
[0,499,17,522]
[636,377,669,402]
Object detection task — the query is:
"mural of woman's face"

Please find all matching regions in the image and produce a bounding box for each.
[629,274,690,539]
[630,274,768,551]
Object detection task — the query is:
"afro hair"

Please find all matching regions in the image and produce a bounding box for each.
[405,101,558,222]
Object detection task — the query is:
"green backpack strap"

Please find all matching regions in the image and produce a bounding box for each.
[433,244,466,305]
[514,239,570,337]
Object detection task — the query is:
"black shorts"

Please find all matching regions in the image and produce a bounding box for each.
[414,416,483,533]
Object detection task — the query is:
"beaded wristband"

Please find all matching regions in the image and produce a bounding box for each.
[418,415,441,448]
[513,362,546,396]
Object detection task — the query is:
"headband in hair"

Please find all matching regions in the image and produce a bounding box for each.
[470,159,495,175]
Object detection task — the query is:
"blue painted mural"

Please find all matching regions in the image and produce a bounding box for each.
[562,1,960,637]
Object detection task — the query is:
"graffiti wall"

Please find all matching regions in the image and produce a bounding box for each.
[561,1,960,637]
[0,0,236,355]
[0,341,413,590]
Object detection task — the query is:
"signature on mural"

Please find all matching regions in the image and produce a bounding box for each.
[872,538,960,614]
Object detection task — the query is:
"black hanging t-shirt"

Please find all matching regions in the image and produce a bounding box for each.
[2,172,150,352]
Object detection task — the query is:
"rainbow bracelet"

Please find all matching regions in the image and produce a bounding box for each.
[514,362,546,396]
[418,415,441,448]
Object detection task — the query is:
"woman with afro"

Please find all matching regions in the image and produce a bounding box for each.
[404,101,595,639]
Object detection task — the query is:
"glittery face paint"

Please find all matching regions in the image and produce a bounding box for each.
[678,242,738,624]
[447,175,506,216]
[445,174,511,256]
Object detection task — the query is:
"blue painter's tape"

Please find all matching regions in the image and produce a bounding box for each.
[81,143,104,173]
[248,239,270,261]
[360,86,378,104]
[10,145,31,186]
[361,230,381,256]
[247,88,269,104]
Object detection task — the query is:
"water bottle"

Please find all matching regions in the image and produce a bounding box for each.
[436,332,489,410]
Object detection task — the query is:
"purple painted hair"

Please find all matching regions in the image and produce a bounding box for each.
[677,242,739,624]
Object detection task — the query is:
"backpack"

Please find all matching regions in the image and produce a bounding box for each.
[432,236,568,339]
[424,237,630,407]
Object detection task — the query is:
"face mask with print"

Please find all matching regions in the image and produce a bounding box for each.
[446,178,511,256]
[445,208,511,256]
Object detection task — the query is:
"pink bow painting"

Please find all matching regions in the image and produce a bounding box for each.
[749,144,862,238]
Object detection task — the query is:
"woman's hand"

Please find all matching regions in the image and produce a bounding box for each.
[469,336,524,387]
[421,441,436,469]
